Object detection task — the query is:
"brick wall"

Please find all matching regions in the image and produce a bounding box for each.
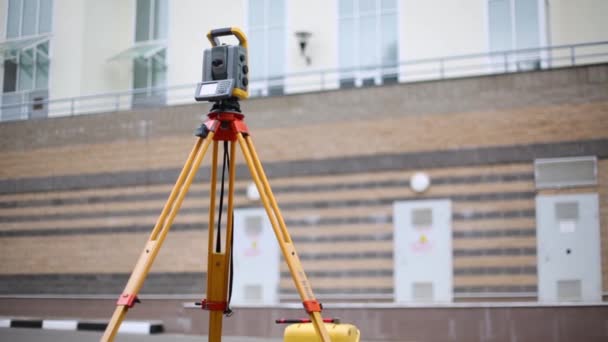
[0,64,607,300]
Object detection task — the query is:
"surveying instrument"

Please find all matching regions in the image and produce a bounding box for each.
[101,28,347,342]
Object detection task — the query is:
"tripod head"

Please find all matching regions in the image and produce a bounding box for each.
[209,98,241,114]
[195,96,246,140]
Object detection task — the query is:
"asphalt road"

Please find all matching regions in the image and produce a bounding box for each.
[0,328,282,342]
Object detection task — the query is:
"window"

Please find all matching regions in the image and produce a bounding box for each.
[132,0,167,107]
[3,41,49,92]
[247,0,286,96]
[3,0,52,92]
[338,0,398,88]
[488,0,543,70]
[6,0,52,39]
[2,0,52,120]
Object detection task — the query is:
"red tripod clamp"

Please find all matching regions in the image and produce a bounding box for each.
[197,299,228,312]
[302,300,323,314]
[116,293,140,308]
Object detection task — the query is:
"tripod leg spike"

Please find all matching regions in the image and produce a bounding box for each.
[236,133,331,342]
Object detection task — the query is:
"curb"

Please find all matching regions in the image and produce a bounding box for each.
[0,317,163,334]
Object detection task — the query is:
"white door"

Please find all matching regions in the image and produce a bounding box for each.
[231,208,279,305]
[536,194,602,302]
[394,199,453,303]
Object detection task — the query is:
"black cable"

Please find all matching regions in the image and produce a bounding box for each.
[227,211,234,313]
[215,140,235,316]
[224,212,234,317]
[215,141,229,253]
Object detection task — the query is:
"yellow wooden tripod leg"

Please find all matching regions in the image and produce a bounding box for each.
[206,141,237,342]
[236,133,331,342]
[101,132,215,342]
[206,141,222,342]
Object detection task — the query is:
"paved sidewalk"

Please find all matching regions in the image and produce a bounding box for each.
[0,328,283,342]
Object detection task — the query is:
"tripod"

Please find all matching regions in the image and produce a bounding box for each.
[101,99,331,342]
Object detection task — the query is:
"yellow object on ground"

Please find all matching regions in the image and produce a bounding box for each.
[284,323,361,342]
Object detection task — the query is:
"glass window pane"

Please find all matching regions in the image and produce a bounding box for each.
[359,0,376,13]
[135,0,151,42]
[248,0,284,81]
[339,18,355,68]
[133,59,148,89]
[359,15,377,67]
[381,13,397,65]
[339,0,354,17]
[381,0,396,11]
[18,48,34,91]
[248,0,265,28]
[35,42,49,89]
[489,0,512,51]
[268,0,284,27]
[248,29,265,79]
[38,0,53,33]
[37,40,49,54]
[267,28,284,77]
[515,0,539,49]
[153,0,168,40]
[151,50,166,87]
[21,0,37,36]
[3,60,18,92]
[7,0,22,38]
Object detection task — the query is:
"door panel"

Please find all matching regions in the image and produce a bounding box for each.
[394,199,453,303]
[536,194,602,302]
[232,208,279,305]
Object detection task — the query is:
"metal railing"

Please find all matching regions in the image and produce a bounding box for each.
[1,41,607,122]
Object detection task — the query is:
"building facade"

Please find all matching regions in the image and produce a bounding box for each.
[0,0,607,120]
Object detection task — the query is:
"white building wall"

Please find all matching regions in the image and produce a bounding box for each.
[548,0,608,46]
[167,0,245,105]
[400,0,487,80]
[49,0,86,115]
[401,0,487,60]
[79,0,133,99]
[50,0,133,116]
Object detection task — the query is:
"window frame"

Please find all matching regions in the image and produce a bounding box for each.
[132,0,168,102]
[337,0,399,88]
[6,0,52,39]
[2,0,52,95]
[135,0,167,43]
[245,0,288,97]
[486,0,548,72]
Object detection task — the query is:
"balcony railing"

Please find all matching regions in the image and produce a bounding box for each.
[1,41,607,122]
